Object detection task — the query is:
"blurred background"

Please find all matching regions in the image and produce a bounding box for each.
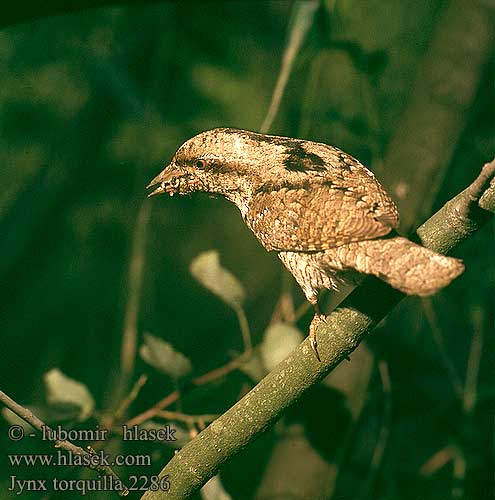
[0,1,493,499]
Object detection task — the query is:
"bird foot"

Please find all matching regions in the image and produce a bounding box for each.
[309,313,327,362]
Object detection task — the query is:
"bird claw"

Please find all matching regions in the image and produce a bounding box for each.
[309,313,326,362]
[309,335,321,362]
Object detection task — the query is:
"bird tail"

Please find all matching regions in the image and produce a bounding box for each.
[326,236,464,296]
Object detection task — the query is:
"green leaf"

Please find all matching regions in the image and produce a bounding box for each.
[260,322,304,371]
[200,475,232,500]
[140,332,192,379]
[43,369,95,421]
[190,250,246,309]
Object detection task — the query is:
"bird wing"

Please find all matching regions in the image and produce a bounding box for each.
[246,179,399,252]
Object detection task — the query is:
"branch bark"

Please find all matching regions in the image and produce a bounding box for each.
[142,159,495,500]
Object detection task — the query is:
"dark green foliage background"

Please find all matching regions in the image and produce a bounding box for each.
[0,1,493,499]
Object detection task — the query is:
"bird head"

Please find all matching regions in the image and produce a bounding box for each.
[147,127,329,205]
[147,128,261,200]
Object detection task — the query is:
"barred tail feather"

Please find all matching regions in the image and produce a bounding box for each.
[328,237,464,296]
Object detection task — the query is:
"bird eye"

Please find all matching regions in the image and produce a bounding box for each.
[195,159,206,169]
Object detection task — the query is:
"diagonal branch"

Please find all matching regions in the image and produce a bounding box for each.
[142,159,495,500]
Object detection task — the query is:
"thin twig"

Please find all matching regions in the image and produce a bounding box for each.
[234,305,252,353]
[422,298,464,400]
[0,388,129,497]
[192,354,248,386]
[419,445,456,476]
[463,307,484,414]
[452,447,467,499]
[374,361,392,469]
[417,160,495,253]
[119,201,151,398]
[114,375,148,422]
[420,444,466,495]
[460,161,495,212]
[126,392,180,429]
[260,0,319,134]
[357,360,392,499]
[126,352,250,428]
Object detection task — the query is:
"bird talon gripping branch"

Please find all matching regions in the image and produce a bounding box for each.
[308,313,326,361]
[309,336,320,362]
[148,128,465,361]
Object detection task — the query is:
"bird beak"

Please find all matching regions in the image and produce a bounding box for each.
[146,164,184,197]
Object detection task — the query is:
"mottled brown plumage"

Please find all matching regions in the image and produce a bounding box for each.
[148,128,464,359]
